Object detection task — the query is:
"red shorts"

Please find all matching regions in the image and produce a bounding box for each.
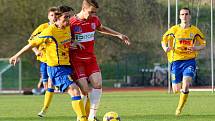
[70,55,100,80]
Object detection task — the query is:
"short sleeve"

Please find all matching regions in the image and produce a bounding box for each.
[29,27,52,47]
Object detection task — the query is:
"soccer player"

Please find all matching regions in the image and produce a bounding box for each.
[9,5,87,121]
[69,0,130,120]
[161,7,206,116]
[27,6,58,117]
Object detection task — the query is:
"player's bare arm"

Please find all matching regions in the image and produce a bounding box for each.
[71,41,85,50]
[187,44,206,51]
[9,44,32,66]
[32,47,42,56]
[97,25,130,45]
[161,42,172,53]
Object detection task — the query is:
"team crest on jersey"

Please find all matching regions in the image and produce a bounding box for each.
[91,23,96,30]
[74,26,82,33]
[190,33,194,38]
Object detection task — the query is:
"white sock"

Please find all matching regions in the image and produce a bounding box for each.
[88,88,102,119]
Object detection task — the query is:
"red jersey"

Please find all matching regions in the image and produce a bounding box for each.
[70,15,101,58]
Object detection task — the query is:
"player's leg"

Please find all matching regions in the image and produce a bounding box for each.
[71,60,91,118]
[47,65,87,121]
[75,78,91,118]
[84,94,91,118]
[175,76,191,116]
[38,78,54,117]
[38,62,54,117]
[171,61,182,94]
[175,59,196,116]
[67,84,87,121]
[88,72,102,121]
[172,83,182,94]
[76,78,91,96]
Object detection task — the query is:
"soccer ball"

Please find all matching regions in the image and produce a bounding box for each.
[103,111,121,121]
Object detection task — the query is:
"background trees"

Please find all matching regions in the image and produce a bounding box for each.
[0,0,212,87]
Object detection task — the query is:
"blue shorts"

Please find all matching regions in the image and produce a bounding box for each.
[171,59,196,84]
[47,65,74,92]
[40,62,48,82]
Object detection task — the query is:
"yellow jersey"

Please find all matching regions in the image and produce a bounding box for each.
[28,23,50,63]
[162,25,206,63]
[29,24,71,66]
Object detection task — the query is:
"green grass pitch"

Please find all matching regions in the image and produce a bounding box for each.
[0,91,215,121]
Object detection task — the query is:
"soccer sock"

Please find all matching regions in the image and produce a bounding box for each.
[71,96,86,120]
[176,91,189,111]
[41,88,54,112]
[81,95,90,117]
[174,90,180,94]
[88,88,102,119]
[85,95,91,117]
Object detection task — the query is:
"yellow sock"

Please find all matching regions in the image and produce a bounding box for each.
[71,96,87,120]
[85,95,90,118]
[177,92,188,111]
[174,90,180,94]
[41,88,54,112]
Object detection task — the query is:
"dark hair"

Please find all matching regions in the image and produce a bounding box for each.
[85,0,99,8]
[180,7,191,15]
[58,5,74,13]
[55,5,74,17]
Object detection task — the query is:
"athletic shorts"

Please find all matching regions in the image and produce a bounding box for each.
[70,56,100,80]
[171,59,196,84]
[40,62,48,82]
[47,65,74,92]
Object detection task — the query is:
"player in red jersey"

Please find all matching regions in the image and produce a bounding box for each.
[69,0,130,120]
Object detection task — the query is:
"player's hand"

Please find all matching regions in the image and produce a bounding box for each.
[165,47,172,52]
[35,51,42,56]
[118,34,130,45]
[9,56,20,66]
[187,46,198,51]
[71,42,85,50]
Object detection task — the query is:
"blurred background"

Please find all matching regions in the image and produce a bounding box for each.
[0,0,214,91]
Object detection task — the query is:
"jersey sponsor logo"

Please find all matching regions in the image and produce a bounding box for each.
[74,26,82,33]
[179,40,192,45]
[178,38,193,46]
[91,23,96,30]
[75,31,95,42]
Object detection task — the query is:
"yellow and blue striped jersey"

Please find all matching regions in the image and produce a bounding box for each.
[162,25,206,63]
[29,24,71,66]
[28,23,50,63]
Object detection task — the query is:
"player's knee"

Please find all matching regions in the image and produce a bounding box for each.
[78,83,90,95]
[67,84,81,96]
[183,76,192,82]
[92,82,102,89]
[81,88,90,96]
[48,83,53,88]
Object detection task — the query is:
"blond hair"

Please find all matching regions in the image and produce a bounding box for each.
[48,6,58,13]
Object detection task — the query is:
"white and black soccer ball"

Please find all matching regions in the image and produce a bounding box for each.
[103,111,121,121]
